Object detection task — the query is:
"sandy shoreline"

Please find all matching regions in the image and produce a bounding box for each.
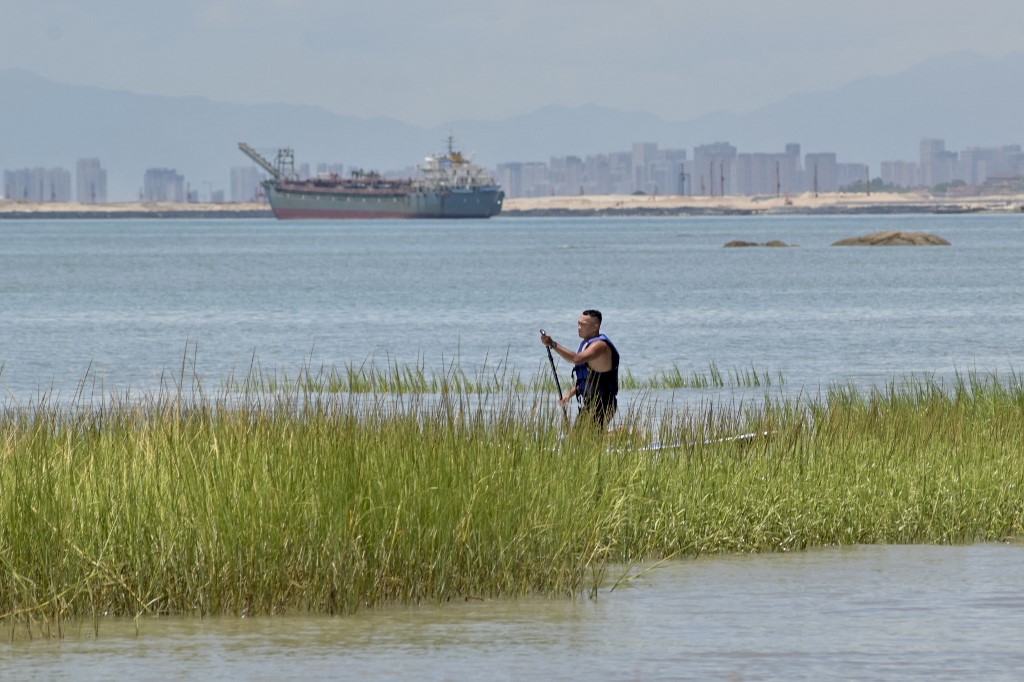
[503,191,1024,215]
[1,192,1023,218]
[0,200,271,219]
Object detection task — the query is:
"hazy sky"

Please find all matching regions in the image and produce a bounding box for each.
[3,0,1023,126]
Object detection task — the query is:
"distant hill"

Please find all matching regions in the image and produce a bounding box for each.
[693,51,1024,164]
[2,51,1023,200]
[0,68,431,201]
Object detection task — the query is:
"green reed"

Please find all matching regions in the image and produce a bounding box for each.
[226,354,535,395]
[621,361,783,389]
[2,366,1022,637]
[228,358,782,394]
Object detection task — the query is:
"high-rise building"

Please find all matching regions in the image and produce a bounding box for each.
[3,167,71,202]
[651,148,687,196]
[231,167,263,202]
[495,162,551,198]
[2,169,29,200]
[837,163,869,190]
[732,149,798,196]
[919,138,956,186]
[919,138,945,167]
[804,153,837,193]
[881,161,921,188]
[692,142,737,195]
[631,142,658,193]
[76,158,107,204]
[143,168,185,202]
[957,145,1023,185]
[549,155,585,195]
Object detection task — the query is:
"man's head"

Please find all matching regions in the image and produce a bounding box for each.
[577,309,603,339]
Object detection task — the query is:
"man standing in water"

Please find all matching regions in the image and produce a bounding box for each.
[540,309,620,429]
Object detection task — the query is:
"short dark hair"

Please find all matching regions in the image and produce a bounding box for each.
[582,309,602,324]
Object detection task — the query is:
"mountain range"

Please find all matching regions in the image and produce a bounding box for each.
[2,51,1023,201]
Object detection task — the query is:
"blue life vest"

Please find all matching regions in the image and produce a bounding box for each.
[572,334,620,403]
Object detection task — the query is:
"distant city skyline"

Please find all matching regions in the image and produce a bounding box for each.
[3,1,1024,127]
[497,137,1024,198]
[6,135,1023,204]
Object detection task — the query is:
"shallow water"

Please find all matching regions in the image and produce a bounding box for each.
[4,544,1023,680]
[1,214,1022,404]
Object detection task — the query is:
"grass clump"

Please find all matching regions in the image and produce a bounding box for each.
[227,353,534,395]
[619,361,784,390]
[234,358,783,394]
[1,366,1022,637]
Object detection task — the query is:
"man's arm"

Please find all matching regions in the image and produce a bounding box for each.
[540,333,610,369]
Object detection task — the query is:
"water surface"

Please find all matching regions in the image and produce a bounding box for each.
[2,214,1021,402]
[4,544,1023,680]
[3,216,1023,677]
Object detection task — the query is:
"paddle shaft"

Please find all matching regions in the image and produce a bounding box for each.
[540,329,570,424]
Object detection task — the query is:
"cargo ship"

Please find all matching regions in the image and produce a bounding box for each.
[238,137,503,219]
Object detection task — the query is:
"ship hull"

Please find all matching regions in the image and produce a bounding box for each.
[266,183,504,220]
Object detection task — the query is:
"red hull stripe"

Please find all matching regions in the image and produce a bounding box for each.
[272,209,432,219]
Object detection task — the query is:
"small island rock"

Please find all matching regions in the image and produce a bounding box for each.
[832,230,950,246]
[724,239,795,247]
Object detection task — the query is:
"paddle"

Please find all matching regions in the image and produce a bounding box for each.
[540,329,570,425]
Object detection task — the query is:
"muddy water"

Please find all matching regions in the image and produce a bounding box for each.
[5,544,1023,680]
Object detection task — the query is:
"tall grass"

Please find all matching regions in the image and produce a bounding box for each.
[635,361,783,389]
[227,357,783,394]
[2,366,1022,637]
[230,353,535,395]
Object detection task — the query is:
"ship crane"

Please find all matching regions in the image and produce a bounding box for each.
[238,142,295,180]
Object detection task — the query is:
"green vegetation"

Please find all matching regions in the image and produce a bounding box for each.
[227,356,535,395]
[839,177,903,193]
[229,359,782,394]
[2,366,1022,638]
[932,179,969,194]
[620,361,782,390]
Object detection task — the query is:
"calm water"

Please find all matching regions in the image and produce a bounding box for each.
[4,544,1024,680]
[2,215,1023,678]
[1,213,1022,402]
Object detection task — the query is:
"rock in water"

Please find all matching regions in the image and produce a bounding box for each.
[832,230,950,246]
[724,240,794,247]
